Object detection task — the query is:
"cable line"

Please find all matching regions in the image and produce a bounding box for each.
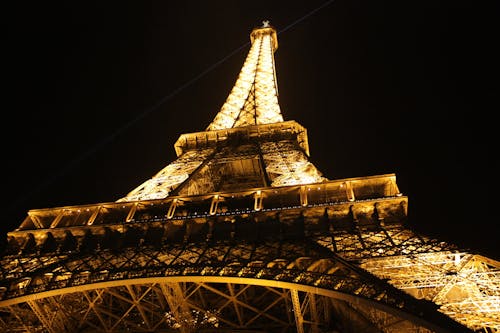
[10,0,336,211]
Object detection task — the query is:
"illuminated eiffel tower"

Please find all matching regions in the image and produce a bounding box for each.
[1,21,498,333]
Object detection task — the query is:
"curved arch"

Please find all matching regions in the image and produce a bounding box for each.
[1,275,451,332]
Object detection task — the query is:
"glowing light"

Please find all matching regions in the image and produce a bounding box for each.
[360,252,500,331]
[207,25,283,130]
[117,148,215,202]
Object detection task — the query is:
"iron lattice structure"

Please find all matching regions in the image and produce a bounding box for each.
[1,22,498,333]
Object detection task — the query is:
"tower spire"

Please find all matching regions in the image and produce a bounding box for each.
[2,22,498,333]
[114,22,325,202]
[206,21,283,130]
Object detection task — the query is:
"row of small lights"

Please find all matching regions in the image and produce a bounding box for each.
[30,182,402,228]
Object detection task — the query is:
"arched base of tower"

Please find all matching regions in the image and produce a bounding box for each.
[1,280,447,333]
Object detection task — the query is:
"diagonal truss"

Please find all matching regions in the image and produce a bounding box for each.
[0,234,484,332]
[1,21,498,333]
[207,22,283,131]
[2,172,498,332]
[359,252,500,332]
[116,22,314,203]
[118,148,216,202]
[260,141,325,186]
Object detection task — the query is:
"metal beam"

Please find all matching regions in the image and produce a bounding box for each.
[290,289,304,333]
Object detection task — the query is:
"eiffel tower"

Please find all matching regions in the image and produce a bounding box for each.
[1,21,498,333]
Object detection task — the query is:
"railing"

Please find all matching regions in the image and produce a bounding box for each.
[16,174,402,231]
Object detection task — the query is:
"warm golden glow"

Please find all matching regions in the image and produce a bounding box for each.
[207,24,283,130]
[117,148,215,202]
[2,22,498,333]
[117,23,323,203]
[261,141,325,186]
[360,252,500,332]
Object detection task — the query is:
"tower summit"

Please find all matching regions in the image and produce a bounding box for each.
[0,22,498,333]
[118,20,325,202]
[207,20,282,130]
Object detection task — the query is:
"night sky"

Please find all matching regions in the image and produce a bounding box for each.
[3,1,497,258]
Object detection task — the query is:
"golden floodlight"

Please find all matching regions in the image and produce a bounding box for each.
[1,21,498,333]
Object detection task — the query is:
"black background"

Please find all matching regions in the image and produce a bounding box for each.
[2,1,497,258]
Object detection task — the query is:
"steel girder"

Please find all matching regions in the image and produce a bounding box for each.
[0,238,473,333]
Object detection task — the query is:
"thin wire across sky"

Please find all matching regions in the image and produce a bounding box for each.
[10,0,337,210]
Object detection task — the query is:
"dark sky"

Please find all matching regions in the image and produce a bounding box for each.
[3,1,497,258]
